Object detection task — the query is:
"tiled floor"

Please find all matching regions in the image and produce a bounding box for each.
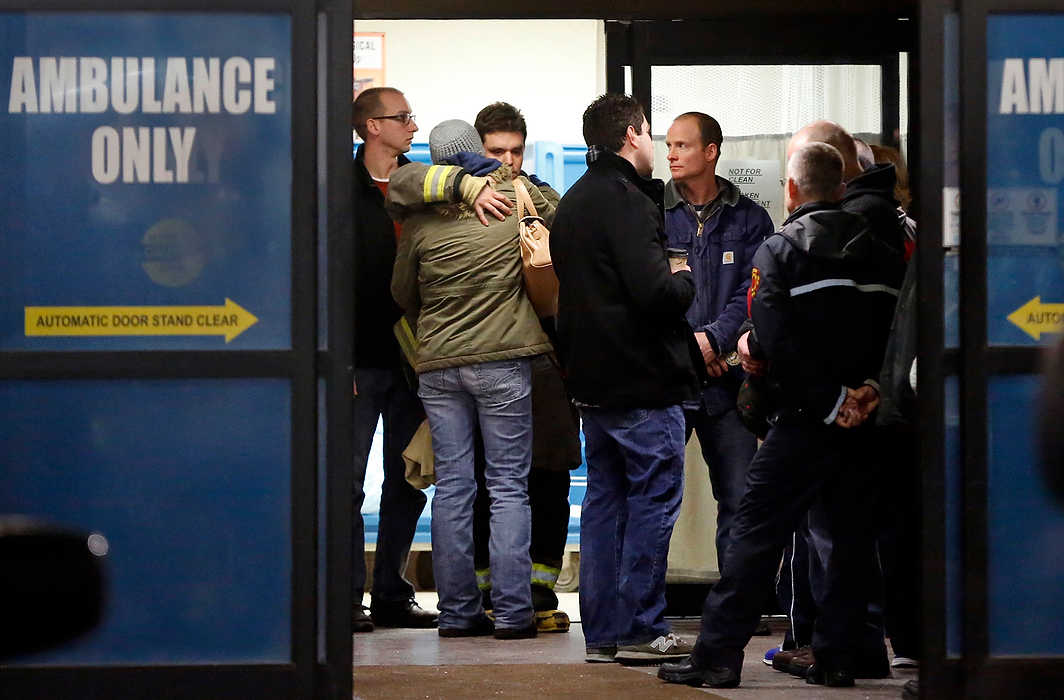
[355,592,915,698]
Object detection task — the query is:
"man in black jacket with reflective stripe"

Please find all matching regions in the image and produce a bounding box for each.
[777,121,916,674]
[659,141,905,689]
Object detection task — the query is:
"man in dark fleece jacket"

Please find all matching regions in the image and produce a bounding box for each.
[659,141,904,690]
[551,94,699,666]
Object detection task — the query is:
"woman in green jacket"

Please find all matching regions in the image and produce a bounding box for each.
[388,120,553,639]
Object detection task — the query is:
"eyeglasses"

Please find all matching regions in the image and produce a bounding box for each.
[371,112,416,126]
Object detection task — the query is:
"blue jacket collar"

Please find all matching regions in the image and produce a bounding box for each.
[664,175,740,210]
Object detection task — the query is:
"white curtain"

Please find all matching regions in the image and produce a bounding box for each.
[650,64,884,137]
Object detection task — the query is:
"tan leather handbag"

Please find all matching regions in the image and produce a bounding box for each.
[513,178,559,318]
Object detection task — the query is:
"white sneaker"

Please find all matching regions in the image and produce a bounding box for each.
[615,632,694,665]
[891,656,919,669]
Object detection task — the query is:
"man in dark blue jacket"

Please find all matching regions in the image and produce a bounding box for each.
[663,112,773,573]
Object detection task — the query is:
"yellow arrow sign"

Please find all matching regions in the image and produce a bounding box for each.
[1007,296,1064,340]
[25,299,259,343]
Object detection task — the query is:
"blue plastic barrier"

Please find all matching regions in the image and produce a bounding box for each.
[353,141,588,193]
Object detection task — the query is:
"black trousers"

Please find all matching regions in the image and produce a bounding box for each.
[775,526,816,649]
[474,466,571,573]
[875,423,920,658]
[693,420,877,673]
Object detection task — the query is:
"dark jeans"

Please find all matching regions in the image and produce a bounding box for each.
[683,407,757,574]
[351,367,427,605]
[694,421,875,673]
[579,405,686,648]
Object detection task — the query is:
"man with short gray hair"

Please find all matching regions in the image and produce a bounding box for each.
[785,141,847,205]
[659,137,905,689]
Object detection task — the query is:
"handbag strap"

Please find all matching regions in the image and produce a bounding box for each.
[512,178,538,220]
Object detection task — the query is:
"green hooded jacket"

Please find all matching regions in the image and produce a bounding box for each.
[388,162,555,373]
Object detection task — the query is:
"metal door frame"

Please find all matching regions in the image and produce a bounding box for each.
[0,1,353,697]
[918,1,1064,697]
[604,17,914,146]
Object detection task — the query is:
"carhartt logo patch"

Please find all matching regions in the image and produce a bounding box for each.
[723,251,735,264]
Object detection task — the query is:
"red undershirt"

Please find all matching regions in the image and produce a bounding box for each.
[373,179,402,242]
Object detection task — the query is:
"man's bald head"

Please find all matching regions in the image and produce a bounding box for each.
[788,120,862,181]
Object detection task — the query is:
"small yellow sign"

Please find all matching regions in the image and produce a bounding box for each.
[25,299,258,343]
[1007,296,1064,340]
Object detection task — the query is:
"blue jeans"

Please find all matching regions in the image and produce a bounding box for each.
[579,405,686,648]
[418,358,534,630]
[352,368,427,605]
[684,407,757,574]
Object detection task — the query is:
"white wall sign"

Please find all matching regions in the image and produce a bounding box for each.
[353,33,383,69]
[719,159,783,228]
[987,186,1057,246]
[943,186,961,247]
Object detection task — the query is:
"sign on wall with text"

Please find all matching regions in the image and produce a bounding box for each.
[0,12,292,350]
[353,30,385,98]
[719,159,783,229]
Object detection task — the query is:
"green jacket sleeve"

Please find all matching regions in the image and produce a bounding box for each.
[390,220,421,314]
[385,162,468,220]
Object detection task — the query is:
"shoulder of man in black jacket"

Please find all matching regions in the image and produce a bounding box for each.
[840,162,907,253]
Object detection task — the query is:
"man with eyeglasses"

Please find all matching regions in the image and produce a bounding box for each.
[349,86,437,633]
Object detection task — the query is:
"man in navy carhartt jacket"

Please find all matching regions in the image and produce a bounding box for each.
[662,112,773,573]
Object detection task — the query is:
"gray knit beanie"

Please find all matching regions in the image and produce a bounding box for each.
[429,119,484,164]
